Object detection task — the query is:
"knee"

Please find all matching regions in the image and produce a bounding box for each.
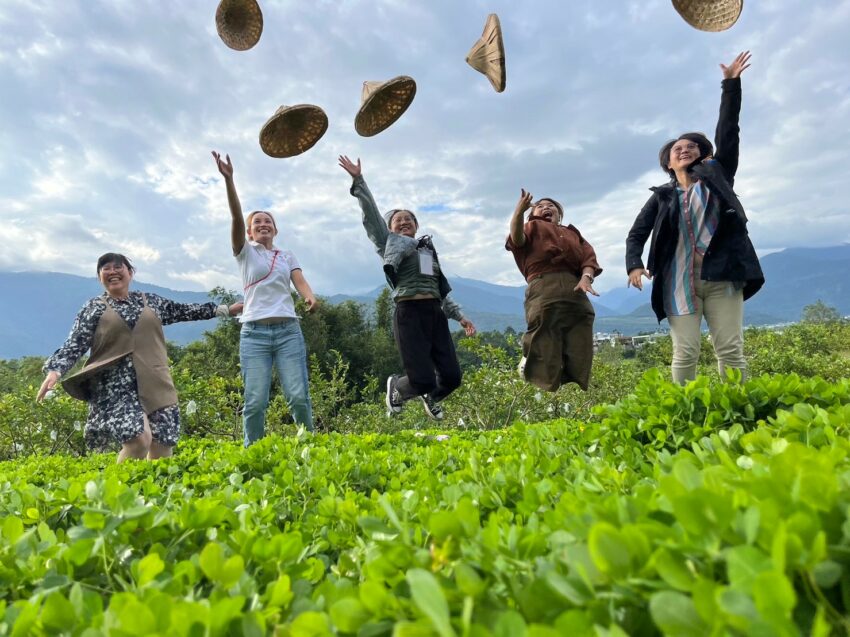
[124,428,152,458]
[672,340,700,364]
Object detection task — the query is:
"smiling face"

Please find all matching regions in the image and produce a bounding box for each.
[246,211,278,246]
[529,199,562,224]
[389,210,417,238]
[667,140,701,172]
[98,261,133,298]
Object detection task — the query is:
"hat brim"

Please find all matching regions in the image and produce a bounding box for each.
[355,76,417,137]
[215,0,263,51]
[259,105,329,158]
[671,0,743,32]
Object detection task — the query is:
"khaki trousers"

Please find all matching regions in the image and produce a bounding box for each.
[667,272,745,384]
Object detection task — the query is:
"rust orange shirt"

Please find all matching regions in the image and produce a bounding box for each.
[506,218,602,282]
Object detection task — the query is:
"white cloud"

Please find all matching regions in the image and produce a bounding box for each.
[0,0,848,301]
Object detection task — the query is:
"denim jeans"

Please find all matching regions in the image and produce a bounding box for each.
[239,320,314,446]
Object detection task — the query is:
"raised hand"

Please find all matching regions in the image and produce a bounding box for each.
[720,51,751,79]
[211,151,233,179]
[515,188,533,216]
[338,155,362,178]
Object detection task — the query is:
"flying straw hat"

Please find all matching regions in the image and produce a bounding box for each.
[215,0,263,51]
[671,0,743,32]
[466,13,506,93]
[259,104,329,158]
[354,76,417,137]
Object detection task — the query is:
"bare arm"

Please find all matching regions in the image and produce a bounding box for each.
[509,189,533,247]
[290,269,318,312]
[212,151,246,255]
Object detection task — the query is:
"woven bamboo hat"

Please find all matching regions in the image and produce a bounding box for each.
[259,104,328,158]
[671,0,743,32]
[466,13,506,93]
[354,76,417,137]
[215,0,263,51]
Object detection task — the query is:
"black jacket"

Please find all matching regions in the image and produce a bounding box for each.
[625,78,764,323]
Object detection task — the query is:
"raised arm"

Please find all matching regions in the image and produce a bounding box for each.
[212,151,246,256]
[713,51,750,181]
[509,189,533,247]
[339,155,390,256]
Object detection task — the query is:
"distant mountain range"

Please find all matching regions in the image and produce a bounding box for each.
[1,245,848,359]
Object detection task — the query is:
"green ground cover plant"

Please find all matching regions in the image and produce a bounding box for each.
[1,369,849,635]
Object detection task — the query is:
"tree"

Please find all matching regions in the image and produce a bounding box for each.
[801,300,841,324]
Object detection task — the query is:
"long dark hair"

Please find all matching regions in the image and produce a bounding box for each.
[658,132,714,180]
[96,253,135,275]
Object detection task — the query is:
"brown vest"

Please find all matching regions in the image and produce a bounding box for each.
[62,294,178,414]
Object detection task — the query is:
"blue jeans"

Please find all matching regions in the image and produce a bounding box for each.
[240,320,314,446]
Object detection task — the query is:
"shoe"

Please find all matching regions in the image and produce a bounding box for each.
[385,375,404,416]
[420,394,444,420]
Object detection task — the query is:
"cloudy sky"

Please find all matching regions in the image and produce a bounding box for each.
[1,0,848,297]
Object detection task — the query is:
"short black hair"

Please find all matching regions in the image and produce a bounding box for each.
[96,253,135,276]
[658,132,714,180]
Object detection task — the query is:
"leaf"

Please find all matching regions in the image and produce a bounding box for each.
[40,592,77,631]
[649,591,709,637]
[725,545,772,589]
[493,610,527,637]
[137,553,165,586]
[329,597,370,633]
[588,522,631,578]
[406,568,456,637]
[289,610,332,637]
[199,542,223,582]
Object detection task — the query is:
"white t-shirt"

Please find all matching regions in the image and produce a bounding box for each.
[236,241,301,322]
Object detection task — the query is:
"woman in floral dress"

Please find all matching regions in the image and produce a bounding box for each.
[37,253,241,461]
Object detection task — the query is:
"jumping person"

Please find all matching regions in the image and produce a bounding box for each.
[212,151,317,444]
[625,52,764,384]
[338,155,476,420]
[37,253,240,461]
[507,191,602,391]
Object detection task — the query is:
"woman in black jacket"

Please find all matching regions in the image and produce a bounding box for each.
[625,51,764,384]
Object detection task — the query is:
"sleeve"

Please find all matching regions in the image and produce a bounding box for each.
[350,175,389,257]
[148,293,217,326]
[713,77,742,183]
[43,300,101,376]
[625,193,660,273]
[574,230,602,277]
[505,220,533,253]
[441,295,465,323]
[285,250,302,272]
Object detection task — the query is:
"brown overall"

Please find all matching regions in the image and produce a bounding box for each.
[62,294,177,414]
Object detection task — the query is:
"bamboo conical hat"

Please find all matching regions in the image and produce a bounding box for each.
[259,104,328,158]
[466,13,506,93]
[215,0,263,51]
[354,76,417,137]
[671,0,743,32]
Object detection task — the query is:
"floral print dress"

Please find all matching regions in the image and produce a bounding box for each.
[44,292,217,450]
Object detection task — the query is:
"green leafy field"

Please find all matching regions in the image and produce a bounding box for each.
[2,369,850,636]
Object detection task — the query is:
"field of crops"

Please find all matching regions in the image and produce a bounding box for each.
[2,370,849,636]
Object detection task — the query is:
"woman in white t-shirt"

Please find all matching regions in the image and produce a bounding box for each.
[212,151,316,445]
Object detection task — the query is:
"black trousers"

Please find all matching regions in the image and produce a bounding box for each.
[393,299,462,402]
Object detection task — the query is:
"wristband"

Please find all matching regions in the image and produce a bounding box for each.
[215,304,230,319]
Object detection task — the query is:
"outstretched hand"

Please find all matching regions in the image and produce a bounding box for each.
[515,188,533,216]
[574,276,599,297]
[338,155,361,178]
[211,151,233,179]
[720,51,751,79]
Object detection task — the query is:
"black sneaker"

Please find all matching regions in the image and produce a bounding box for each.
[420,394,444,420]
[385,375,404,416]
